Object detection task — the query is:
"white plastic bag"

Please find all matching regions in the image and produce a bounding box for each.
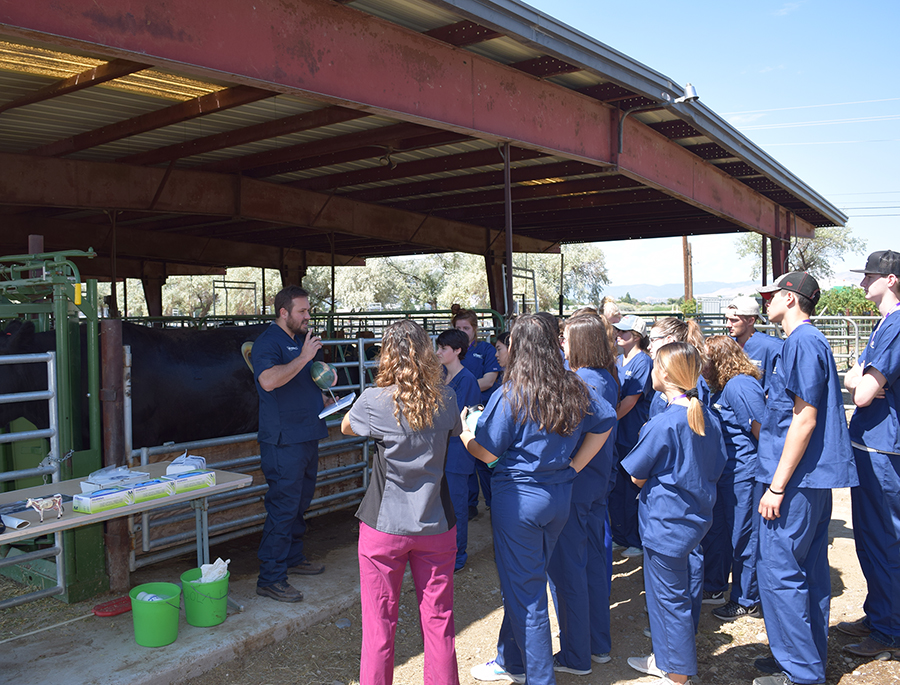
[198,557,230,583]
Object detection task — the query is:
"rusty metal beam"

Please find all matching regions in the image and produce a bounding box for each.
[0,0,815,240]
[118,106,370,166]
[28,85,275,157]
[423,20,502,46]
[0,152,557,255]
[0,58,150,115]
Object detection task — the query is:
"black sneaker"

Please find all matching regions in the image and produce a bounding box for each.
[702,590,726,605]
[256,580,303,602]
[713,600,762,620]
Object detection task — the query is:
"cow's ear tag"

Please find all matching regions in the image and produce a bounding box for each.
[241,342,254,373]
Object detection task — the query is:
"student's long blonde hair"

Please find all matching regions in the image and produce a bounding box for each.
[376,320,446,431]
[654,342,705,436]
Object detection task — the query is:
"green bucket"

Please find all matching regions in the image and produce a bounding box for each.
[180,568,230,627]
[129,582,181,647]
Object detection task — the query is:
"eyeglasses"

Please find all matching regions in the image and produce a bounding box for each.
[558,334,566,343]
[648,334,667,342]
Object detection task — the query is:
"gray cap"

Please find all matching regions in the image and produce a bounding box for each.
[612,314,647,338]
[725,295,760,317]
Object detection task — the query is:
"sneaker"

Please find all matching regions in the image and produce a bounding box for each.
[836,618,871,637]
[702,590,726,605]
[843,635,900,658]
[752,675,794,685]
[256,580,303,602]
[471,660,526,683]
[287,560,325,575]
[713,600,761,620]
[627,653,666,678]
[611,541,626,551]
[591,653,611,664]
[553,655,591,675]
[754,656,782,674]
[468,506,479,521]
[622,546,644,557]
[643,626,653,638]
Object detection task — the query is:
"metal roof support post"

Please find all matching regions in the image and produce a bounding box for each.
[502,142,514,317]
[762,235,768,286]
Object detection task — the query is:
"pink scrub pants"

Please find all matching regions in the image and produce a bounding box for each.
[358,521,459,685]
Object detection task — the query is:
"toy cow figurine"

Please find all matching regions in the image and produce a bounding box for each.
[25,494,64,522]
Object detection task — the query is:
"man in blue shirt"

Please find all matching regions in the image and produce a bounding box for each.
[725,295,783,396]
[840,250,900,658]
[753,272,857,685]
[254,286,329,602]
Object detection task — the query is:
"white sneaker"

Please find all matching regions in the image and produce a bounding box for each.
[622,546,644,557]
[591,652,611,664]
[627,653,666,678]
[471,660,526,683]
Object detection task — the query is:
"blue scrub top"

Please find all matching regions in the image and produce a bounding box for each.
[741,330,783,396]
[445,367,483,474]
[710,373,766,482]
[621,403,727,557]
[570,367,618,503]
[254,323,328,445]
[461,339,502,404]
[757,323,857,489]
[616,351,653,455]
[476,379,611,485]
[649,375,711,419]
[849,308,900,455]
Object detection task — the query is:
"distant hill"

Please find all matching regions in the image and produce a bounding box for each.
[604,272,860,303]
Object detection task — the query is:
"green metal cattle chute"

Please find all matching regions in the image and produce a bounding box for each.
[0,249,106,604]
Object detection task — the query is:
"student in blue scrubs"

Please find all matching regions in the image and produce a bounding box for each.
[702,335,766,621]
[436,328,483,572]
[754,271,857,685]
[646,317,711,420]
[611,315,653,557]
[841,250,900,658]
[547,313,619,674]
[452,305,502,518]
[460,314,613,685]
[724,295,783,396]
[622,342,726,685]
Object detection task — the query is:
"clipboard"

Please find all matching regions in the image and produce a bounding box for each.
[319,391,356,419]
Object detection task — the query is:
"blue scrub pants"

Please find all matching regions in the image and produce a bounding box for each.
[257,440,320,587]
[491,478,571,685]
[644,545,703,676]
[702,478,761,605]
[609,462,641,548]
[445,471,470,570]
[851,447,900,646]
[468,460,493,510]
[758,487,831,684]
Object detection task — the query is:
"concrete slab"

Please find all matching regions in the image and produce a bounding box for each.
[0,511,495,685]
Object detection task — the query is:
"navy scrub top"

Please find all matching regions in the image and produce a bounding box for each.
[571,366,619,503]
[621,403,727,557]
[461,339,502,404]
[616,351,653,455]
[710,373,766,482]
[741,330,783,396]
[254,323,329,445]
[445,367,482,474]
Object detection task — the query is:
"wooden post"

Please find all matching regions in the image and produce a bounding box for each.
[683,236,693,302]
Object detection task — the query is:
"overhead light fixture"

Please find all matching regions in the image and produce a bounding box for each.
[378,151,397,170]
[674,83,699,104]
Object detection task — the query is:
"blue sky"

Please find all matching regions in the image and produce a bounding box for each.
[525,0,899,287]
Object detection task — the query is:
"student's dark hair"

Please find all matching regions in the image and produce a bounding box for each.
[274,285,309,317]
[505,314,591,436]
[450,304,479,332]
[534,311,561,340]
[794,292,817,316]
[436,328,469,360]
[376,320,446,431]
[655,342,706,436]
[703,335,761,392]
[496,331,510,347]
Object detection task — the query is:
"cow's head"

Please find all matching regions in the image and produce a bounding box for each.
[0,320,49,430]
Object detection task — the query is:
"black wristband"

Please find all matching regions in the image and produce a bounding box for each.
[768,485,785,496]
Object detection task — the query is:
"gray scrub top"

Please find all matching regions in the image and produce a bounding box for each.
[350,385,462,535]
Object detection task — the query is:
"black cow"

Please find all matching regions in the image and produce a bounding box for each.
[0,320,268,449]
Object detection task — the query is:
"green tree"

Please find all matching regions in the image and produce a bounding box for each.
[734,226,866,281]
[816,286,878,316]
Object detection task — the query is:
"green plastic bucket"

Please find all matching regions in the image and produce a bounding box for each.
[129,582,181,647]
[180,568,230,627]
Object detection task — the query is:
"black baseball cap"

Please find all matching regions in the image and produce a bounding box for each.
[758,271,821,304]
[850,250,900,278]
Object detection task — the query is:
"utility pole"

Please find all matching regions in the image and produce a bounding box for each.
[682,236,693,303]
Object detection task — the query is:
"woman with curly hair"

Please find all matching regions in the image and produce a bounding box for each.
[341,319,462,685]
[461,314,615,685]
[701,335,767,621]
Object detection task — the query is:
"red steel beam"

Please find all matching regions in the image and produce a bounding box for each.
[0,152,557,255]
[28,85,275,157]
[0,58,150,114]
[423,20,502,47]
[118,106,370,166]
[0,0,815,239]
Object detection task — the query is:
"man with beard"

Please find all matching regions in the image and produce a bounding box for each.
[254,285,328,602]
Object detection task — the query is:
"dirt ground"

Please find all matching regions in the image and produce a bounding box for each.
[3,488,900,685]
